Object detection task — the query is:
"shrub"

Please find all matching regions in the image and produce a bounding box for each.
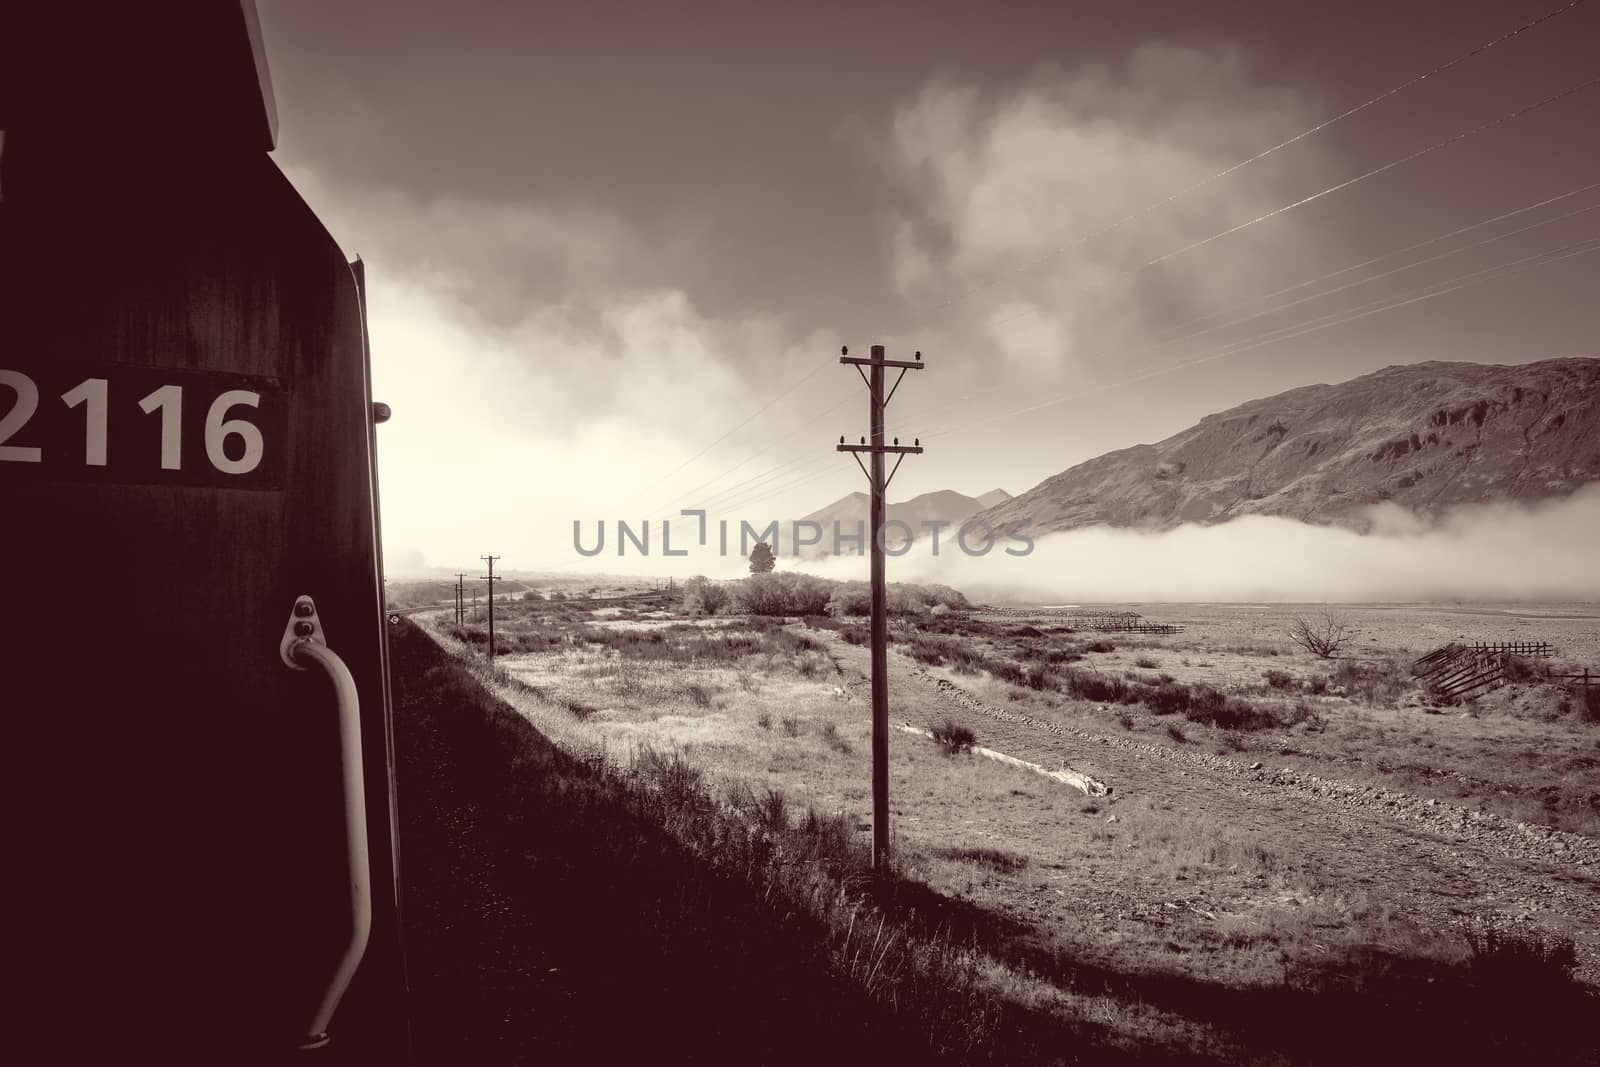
[1500,655,1546,683]
[1135,655,1160,669]
[1289,610,1354,658]
[1464,919,1578,987]
[1114,710,1134,730]
[1263,668,1295,690]
[781,716,803,737]
[682,682,714,708]
[824,582,871,617]
[930,719,976,755]
[681,575,731,616]
[730,785,791,832]
[1084,640,1115,653]
[795,808,857,868]
[987,661,1028,687]
[819,721,852,754]
[737,572,832,616]
[1332,658,1410,707]
[1165,723,1186,742]
[1185,695,1277,731]
[756,712,772,731]
[1061,669,1132,704]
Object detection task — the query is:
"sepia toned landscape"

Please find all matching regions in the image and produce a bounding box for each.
[11,2,1598,1063]
[386,578,1599,1063]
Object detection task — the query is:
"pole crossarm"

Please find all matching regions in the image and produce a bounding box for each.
[836,443,925,454]
[839,356,926,370]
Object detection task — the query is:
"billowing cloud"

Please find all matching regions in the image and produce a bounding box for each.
[854,484,1600,602]
[279,166,839,569]
[885,42,1333,380]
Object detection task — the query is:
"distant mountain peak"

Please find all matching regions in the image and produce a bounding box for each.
[795,486,999,555]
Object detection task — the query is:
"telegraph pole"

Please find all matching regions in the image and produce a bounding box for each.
[837,344,924,871]
[454,573,467,626]
[480,555,501,659]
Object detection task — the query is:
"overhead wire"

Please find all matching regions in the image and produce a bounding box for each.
[915,236,1600,444]
[920,0,1594,313]
[987,74,1600,331]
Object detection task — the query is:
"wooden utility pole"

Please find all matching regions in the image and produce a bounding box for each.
[454,573,467,626]
[837,344,924,871]
[480,556,501,658]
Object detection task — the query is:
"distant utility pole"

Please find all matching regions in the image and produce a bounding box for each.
[455,573,467,626]
[837,343,924,871]
[481,555,502,659]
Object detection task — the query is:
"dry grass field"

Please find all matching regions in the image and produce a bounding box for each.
[402,590,1600,1064]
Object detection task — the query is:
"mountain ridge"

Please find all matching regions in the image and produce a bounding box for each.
[977,357,1600,536]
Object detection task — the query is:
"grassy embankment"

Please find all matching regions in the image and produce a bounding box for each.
[397,600,1596,1065]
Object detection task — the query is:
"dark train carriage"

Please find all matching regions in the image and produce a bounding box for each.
[1,4,408,1062]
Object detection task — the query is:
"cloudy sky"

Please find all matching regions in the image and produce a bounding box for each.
[256,0,1600,576]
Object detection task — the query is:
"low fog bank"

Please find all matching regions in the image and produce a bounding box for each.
[797,484,1600,603]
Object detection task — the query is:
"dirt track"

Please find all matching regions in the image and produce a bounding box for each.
[820,631,1600,987]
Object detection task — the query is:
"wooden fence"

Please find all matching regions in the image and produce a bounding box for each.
[1412,640,1561,701]
[982,606,1185,633]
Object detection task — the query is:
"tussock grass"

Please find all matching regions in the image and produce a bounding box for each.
[819,720,853,754]
[933,845,1029,872]
[1464,919,1578,987]
[931,719,977,755]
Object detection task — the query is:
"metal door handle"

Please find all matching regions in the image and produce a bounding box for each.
[280,596,371,1051]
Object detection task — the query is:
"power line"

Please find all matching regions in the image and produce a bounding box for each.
[868,181,1600,446]
[1141,180,1600,346]
[920,236,1600,443]
[652,387,856,516]
[922,0,1594,313]
[1119,200,1600,358]
[988,74,1600,332]
[631,360,830,501]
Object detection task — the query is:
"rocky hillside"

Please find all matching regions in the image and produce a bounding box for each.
[979,358,1600,534]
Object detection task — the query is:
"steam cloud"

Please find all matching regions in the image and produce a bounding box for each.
[800,485,1600,602]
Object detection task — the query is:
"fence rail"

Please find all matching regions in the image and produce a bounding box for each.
[1412,640,1564,700]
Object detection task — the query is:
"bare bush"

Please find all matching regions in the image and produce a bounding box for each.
[1288,610,1354,658]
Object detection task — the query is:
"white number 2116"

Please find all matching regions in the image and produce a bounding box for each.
[0,370,264,475]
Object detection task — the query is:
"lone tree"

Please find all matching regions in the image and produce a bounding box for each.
[1289,610,1354,658]
[748,541,776,574]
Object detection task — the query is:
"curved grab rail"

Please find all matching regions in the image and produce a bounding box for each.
[281,597,372,1052]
